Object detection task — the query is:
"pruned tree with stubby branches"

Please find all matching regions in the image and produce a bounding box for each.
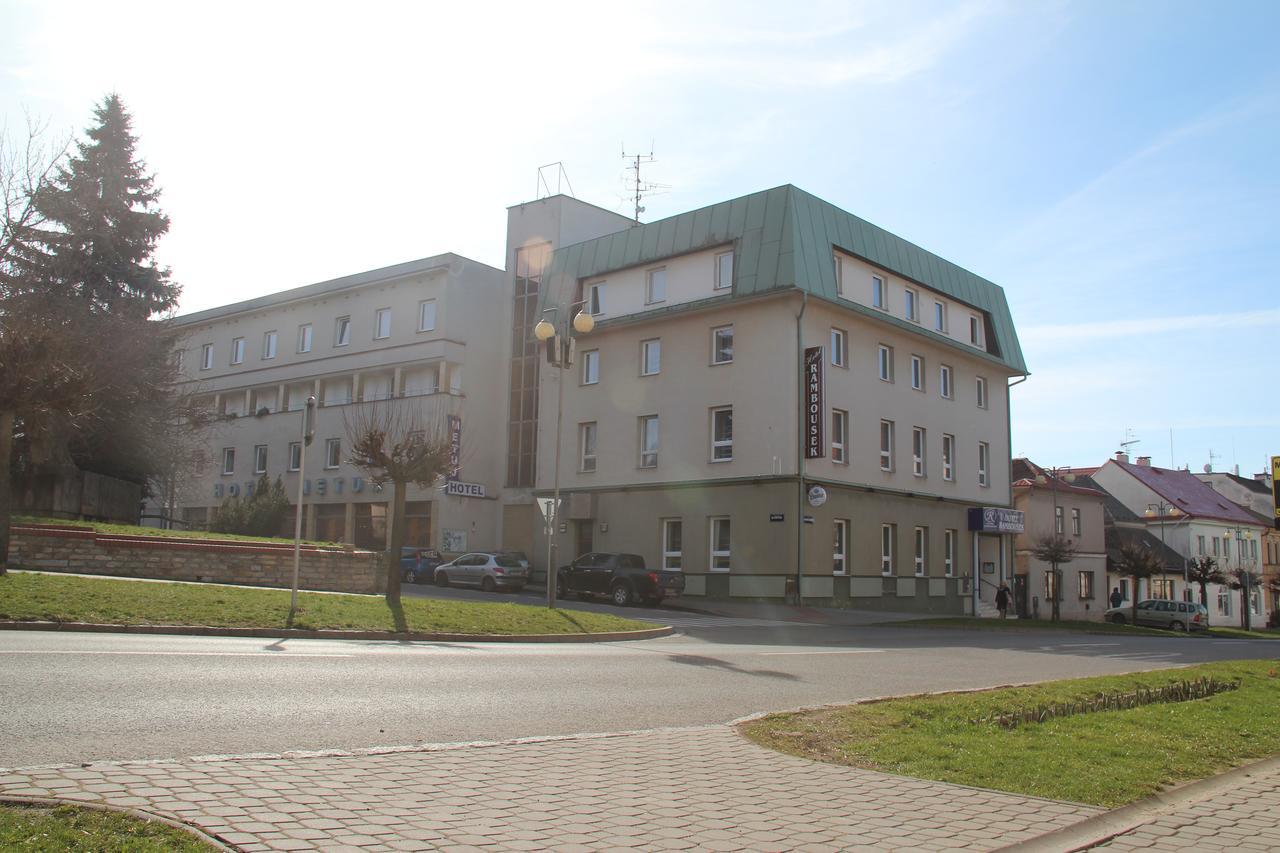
[1230,568,1263,630]
[344,400,454,605]
[1032,534,1076,622]
[1187,556,1226,608]
[1113,542,1163,625]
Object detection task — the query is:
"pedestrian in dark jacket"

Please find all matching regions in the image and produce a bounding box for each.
[1110,587,1123,609]
[996,582,1011,619]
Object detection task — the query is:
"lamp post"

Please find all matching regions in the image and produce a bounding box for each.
[1234,526,1255,631]
[1144,501,1179,599]
[533,302,595,610]
[288,396,316,624]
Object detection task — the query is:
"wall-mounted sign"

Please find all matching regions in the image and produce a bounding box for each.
[769,513,785,522]
[803,515,815,524]
[214,476,365,500]
[807,485,828,507]
[968,507,1026,534]
[803,346,825,459]
[447,414,462,482]
[444,480,486,498]
[1272,455,1279,530]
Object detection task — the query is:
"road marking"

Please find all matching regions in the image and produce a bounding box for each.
[0,650,353,658]
[756,649,886,656]
[1056,643,1121,648]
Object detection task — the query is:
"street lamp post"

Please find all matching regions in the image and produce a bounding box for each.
[288,396,316,624]
[533,302,595,610]
[1234,526,1254,631]
[1144,501,1179,599]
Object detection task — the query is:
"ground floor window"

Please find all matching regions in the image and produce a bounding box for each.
[833,520,848,575]
[1119,579,1129,601]
[914,526,927,576]
[944,529,955,577]
[881,524,895,576]
[316,503,346,544]
[403,501,431,548]
[1078,570,1094,599]
[709,517,731,571]
[353,502,387,550]
[1045,570,1059,602]
[1217,587,1232,616]
[662,519,683,571]
[1150,577,1174,599]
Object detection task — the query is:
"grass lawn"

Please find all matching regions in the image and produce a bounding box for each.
[0,802,212,852]
[0,572,655,635]
[742,659,1280,808]
[15,515,339,547]
[887,616,1280,640]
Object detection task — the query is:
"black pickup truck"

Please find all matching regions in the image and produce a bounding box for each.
[556,552,685,607]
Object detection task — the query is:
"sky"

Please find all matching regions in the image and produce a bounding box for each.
[2,0,1277,475]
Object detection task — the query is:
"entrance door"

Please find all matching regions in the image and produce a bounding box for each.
[575,520,593,561]
[1013,575,1028,619]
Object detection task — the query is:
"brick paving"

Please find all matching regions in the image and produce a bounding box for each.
[0,725,1096,851]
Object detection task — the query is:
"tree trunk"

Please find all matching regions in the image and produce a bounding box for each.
[1131,575,1140,624]
[1051,565,1060,621]
[0,410,13,575]
[384,479,407,605]
[1199,583,1207,607]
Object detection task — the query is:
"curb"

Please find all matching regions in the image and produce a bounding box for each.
[1,794,237,851]
[0,620,674,643]
[998,753,1280,852]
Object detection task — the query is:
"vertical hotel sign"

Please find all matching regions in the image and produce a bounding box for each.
[1272,455,1279,530]
[447,415,462,482]
[804,346,825,458]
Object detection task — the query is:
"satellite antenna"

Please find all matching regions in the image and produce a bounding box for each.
[536,163,575,200]
[621,145,669,223]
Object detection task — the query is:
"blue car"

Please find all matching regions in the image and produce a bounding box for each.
[400,548,444,584]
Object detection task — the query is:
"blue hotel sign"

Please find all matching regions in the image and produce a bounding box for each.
[967,507,1025,533]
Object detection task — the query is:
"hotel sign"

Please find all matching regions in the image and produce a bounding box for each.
[803,345,825,459]
[447,415,462,482]
[1272,455,1279,530]
[444,481,486,499]
[967,507,1025,534]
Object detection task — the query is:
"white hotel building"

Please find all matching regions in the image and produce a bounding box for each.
[164,185,1027,613]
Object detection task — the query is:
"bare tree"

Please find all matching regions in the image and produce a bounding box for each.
[0,114,68,283]
[1230,568,1263,631]
[1187,556,1226,608]
[1031,534,1076,621]
[344,400,454,605]
[1113,542,1163,625]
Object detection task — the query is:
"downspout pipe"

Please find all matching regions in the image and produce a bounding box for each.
[997,373,1028,616]
[795,290,808,606]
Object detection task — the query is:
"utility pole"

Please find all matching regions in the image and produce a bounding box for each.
[288,396,316,624]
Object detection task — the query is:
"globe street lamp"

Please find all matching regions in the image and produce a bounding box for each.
[1144,501,1181,598]
[533,303,594,609]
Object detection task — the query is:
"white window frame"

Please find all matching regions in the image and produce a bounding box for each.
[942,433,955,481]
[581,349,599,385]
[1072,508,1082,536]
[639,415,659,469]
[253,444,268,475]
[711,406,733,462]
[418,299,437,332]
[1079,570,1095,600]
[877,344,893,382]
[324,438,341,470]
[940,364,953,399]
[944,529,955,577]
[831,328,847,368]
[335,316,352,347]
[262,331,277,360]
[912,427,926,477]
[221,447,235,476]
[297,324,312,353]
[833,519,849,575]
[872,274,886,310]
[978,441,990,487]
[934,301,947,333]
[579,422,598,473]
[715,251,733,290]
[288,442,301,472]
[646,267,667,304]
[712,325,734,365]
[709,516,732,571]
[640,338,661,376]
[881,523,895,576]
[831,409,848,464]
[970,315,982,346]
[230,337,245,365]
[976,376,988,409]
[374,307,391,340]
[833,253,844,296]
[201,343,214,370]
[1055,505,1065,534]
[880,420,894,471]
[905,288,919,322]
[662,519,683,571]
[914,526,927,576]
[588,281,606,316]
[910,354,924,391]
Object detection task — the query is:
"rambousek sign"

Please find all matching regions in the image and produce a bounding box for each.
[803,345,825,459]
[1272,455,1279,530]
[967,507,1026,533]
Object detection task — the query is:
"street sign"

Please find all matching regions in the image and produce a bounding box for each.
[769,513,785,522]
[803,515,815,524]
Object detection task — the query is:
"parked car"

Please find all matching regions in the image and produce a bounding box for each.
[434,552,528,592]
[400,548,444,584]
[1105,598,1209,632]
[556,552,685,607]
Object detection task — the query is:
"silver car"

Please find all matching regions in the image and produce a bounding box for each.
[1105,598,1209,632]
[434,552,528,593]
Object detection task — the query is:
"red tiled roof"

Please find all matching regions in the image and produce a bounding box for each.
[1107,460,1262,526]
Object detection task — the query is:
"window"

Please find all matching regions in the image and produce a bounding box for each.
[662,519,683,571]
[374,308,391,339]
[877,345,893,382]
[201,343,214,370]
[641,339,661,376]
[579,422,598,472]
[646,267,666,304]
[711,407,733,461]
[230,337,245,365]
[1151,578,1174,599]
[712,326,734,364]
[904,289,918,322]
[833,519,849,575]
[588,282,606,315]
[1079,571,1095,599]
[831,328,847,367]
[934,301,946,332]
[880,420,894,471]
[253,445,267,474]
[1223,536,1230,559]
[944,529,956,576]
[581,350,599,385]
[872,275,886,310]
[221,447,235,475]
[831,409,848,464]
[969,315,982,346]
[942,434,955,481]
[881,523,896,575]
[912,427,926,477]
[710,517,731,571]
[1071,508,1082,536]
[1045,571,1059,603]
[288,442,301,472]
[262,331,277,360]
[715,251,733,290]
[976,376,988,409]
[1213,537,1220,556]
[297,324,312,353]
[914,526,928,576]
[1218,587,1231,615]
[324,438,341,469]
[910,355,924,391]
[833,253,844,295]
[940,365,953,399]
[1055,506,1064,535]
[639,415,659,468]
[978,442,990,487]
[418,299,437,332]
[335,316,351,347]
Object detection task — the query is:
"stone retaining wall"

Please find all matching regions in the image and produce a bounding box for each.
[8,524,384,595]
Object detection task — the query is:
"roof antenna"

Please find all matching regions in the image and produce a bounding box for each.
[1204,448,1221,474]
[621,145,668,223]
[536,163,575,200]
[1119,427,1139,455]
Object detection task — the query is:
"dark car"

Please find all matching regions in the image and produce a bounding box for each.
[556,552,684,607]
[400,548,444,584]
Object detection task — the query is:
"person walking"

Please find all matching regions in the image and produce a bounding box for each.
[1110,587,1123,609]
[995,581,1011,619]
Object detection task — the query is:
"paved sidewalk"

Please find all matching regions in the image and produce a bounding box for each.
[0,725,1094,851]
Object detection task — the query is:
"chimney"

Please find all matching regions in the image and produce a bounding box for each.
[1257,473,1271,483]
[1136,456,1151,467]
[1115,451,1129,463]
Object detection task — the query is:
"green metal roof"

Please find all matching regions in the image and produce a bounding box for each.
[543,185,1027,374]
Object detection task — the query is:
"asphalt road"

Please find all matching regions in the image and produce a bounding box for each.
[2,605,1277,768]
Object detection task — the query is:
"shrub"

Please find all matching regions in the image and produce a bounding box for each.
[209,475,291,537]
